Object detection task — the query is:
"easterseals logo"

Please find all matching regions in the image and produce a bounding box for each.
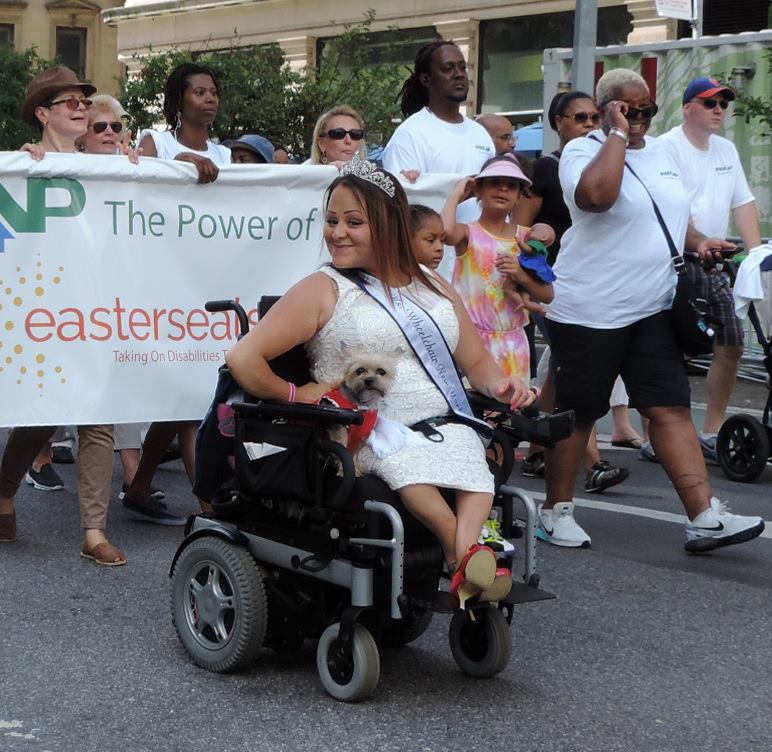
[0,178,85,251]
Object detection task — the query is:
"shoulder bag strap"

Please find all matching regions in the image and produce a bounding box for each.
[587,132,684,274]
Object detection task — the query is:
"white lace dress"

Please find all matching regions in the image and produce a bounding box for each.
[305,267,494,493]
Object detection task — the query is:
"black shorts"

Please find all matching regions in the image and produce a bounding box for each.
[546,311,691,426]
[684,259,744,347]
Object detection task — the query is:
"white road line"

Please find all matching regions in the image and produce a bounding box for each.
[525,490,772,540]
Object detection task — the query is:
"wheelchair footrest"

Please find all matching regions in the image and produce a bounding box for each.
[502,581,556,606]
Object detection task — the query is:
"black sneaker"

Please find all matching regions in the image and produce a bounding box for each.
[51,445,75,464]
[118,484,165,501]
[122,495,186,526]
[584,460,629,493]
[24,464,65,491]
[521,452,545,478]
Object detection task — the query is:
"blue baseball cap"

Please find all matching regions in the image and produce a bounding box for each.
[222,134,276,163]
[682,77,735,104]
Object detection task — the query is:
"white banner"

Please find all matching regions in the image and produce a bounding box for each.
[0,153,458,427]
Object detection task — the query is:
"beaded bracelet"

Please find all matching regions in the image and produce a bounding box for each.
[287,381,297,402]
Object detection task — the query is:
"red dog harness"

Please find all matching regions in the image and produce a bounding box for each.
[318,388,379,452]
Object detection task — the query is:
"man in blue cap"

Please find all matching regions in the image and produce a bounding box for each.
[659,76,763,461]
[223,134,276,164]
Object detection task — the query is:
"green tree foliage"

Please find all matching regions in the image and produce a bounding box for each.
[733,49,772,137]
[119,12,406,159]
[0,45,58,150]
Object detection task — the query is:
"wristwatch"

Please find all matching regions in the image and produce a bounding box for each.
[608,127,629,146]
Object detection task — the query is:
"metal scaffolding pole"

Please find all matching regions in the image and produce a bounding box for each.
[571,0,598,95]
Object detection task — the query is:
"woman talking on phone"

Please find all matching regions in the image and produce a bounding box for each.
[536,68,764,553]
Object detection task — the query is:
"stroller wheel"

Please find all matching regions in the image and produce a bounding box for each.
[448,605,511,678]
[716,414,770,483]
[171,537,267,672]
[317,623,380,702]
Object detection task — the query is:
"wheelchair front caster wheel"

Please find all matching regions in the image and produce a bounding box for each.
[449,606,511,678]
[171,537,267,672]
[316,623,380,702]
[717,414,770,483]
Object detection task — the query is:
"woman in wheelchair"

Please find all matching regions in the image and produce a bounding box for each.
[226,156,537,606]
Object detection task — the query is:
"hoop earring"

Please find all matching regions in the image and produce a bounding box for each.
[321,152,328,165]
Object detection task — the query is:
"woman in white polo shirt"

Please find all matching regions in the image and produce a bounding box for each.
[538,68,764,554]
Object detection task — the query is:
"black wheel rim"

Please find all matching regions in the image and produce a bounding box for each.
[458,612,489,662]
[725,424,762,472]
[327,638,355,684]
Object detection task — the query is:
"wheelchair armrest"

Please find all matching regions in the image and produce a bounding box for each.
[466,390,574,447]
[467,390,542,418]
[505,409,575,448]
[467,390,539,415]
[233,400,365,426]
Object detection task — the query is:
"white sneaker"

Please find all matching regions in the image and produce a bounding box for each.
[536,502,591,548]
[684,497,765,553]
[478,517,516,555]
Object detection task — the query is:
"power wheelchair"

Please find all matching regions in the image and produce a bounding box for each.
[169,298,574,701]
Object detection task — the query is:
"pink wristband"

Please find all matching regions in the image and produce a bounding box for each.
[287,382,297,402]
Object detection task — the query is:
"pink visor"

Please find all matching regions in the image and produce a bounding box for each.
[475,156,532,187]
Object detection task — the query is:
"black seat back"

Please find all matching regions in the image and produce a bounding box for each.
[260,296,312,385]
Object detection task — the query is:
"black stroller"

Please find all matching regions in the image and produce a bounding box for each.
[716,253,772,482]
[169,298,574,701]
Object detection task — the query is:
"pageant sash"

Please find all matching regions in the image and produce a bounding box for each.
[340,269,493,443]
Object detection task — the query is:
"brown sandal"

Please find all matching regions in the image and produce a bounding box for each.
[80,541,127,567]
[0,512,16,542]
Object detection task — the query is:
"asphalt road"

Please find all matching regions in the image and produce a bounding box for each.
[1,382,771,752]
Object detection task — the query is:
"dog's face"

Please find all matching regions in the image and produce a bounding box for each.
[342,351,399,407]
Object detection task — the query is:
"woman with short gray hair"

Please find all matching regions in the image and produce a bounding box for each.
[537,68,764,553]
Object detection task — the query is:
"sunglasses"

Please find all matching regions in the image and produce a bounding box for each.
[91,121,123,134]
[324,128,365,141]
[623,103,659,120]
[567,112,602,124]
[48,97,93,111]
[698,98,729,110]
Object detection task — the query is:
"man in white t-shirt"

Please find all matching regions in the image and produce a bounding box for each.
[659,76,763,461]
[381,40,494,181]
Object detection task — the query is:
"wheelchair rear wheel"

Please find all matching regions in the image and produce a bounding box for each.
[316,623,380,702]
[716,414,770,483]
[171,537,267,672]
[448,606,511,678]
[382,609,433,647]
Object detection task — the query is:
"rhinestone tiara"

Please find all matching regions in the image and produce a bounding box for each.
[339,154,396,198]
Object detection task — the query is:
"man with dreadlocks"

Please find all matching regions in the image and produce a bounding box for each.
[381,40,495,179]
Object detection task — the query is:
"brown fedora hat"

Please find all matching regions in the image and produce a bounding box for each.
[21,66,97,127]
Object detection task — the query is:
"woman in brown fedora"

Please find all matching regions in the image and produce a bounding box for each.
[0,66,126,566]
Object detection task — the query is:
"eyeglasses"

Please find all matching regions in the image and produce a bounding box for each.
[324,128,365,141]
[567,112,602,124]
[699,98,729,110]
[623,103,658,120]
[48,97,93,111]
[91,121,123,134]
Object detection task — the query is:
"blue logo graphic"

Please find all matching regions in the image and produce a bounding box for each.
[0,220,13,252]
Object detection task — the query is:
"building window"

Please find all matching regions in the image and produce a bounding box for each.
[478,6,633,119]
[56,27,87,78]
[317,26,438,75]
[0,23,14,47]
[678,0,771,36]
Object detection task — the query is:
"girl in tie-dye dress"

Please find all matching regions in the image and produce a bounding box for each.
[442,154,555,382]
